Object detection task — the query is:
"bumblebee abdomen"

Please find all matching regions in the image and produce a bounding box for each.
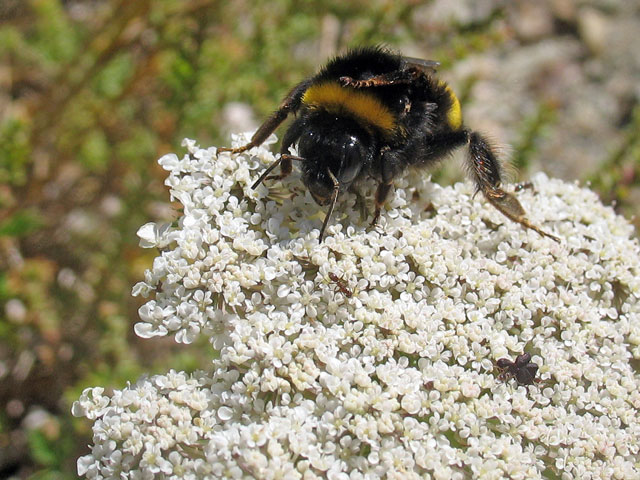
[439,82,462,130]
[317,46,404,82]
[302,81,397,136]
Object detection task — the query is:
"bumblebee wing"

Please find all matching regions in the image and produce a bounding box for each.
[402,56,440,73]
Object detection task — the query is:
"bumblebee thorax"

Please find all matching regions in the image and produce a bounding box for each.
[301,81,396,136]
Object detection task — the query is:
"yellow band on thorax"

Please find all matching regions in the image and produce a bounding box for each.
[302,82,396,134]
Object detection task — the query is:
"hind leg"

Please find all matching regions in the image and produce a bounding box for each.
[465,131,558,241]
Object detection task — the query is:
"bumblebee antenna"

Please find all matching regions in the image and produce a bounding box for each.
[319,168,340,242]
[251,154,305,190]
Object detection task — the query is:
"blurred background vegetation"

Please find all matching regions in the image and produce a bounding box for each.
[0,0,638,477]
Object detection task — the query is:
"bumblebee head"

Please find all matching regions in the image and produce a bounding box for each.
[297,115,374,206]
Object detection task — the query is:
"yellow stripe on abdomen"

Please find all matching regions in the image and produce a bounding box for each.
[302,82,396,134]
[442,83,462,130]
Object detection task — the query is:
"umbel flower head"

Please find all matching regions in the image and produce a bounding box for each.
[73,134,640,479]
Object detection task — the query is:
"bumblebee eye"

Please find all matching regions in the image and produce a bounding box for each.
[338,136,364,184]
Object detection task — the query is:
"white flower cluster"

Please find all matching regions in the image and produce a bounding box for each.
[74,134,640,479]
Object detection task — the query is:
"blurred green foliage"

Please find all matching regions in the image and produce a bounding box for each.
[0,0,637,477]
[589,104,640,215]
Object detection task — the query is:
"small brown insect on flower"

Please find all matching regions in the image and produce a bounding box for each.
[514,182,534,192]
[495,353,539,386]
[328,272,353,298]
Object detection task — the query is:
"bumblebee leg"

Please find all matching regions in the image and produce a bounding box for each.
[372,181,393,226]
[251,115,306,189]
[340,67,421,88]
[219,80,310,154]
[371,146,403,226]
[466,131,559,241]
[319,169,340,242]
[349,187,368,222]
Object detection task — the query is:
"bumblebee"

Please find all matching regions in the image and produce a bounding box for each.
[221,46,557,242]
